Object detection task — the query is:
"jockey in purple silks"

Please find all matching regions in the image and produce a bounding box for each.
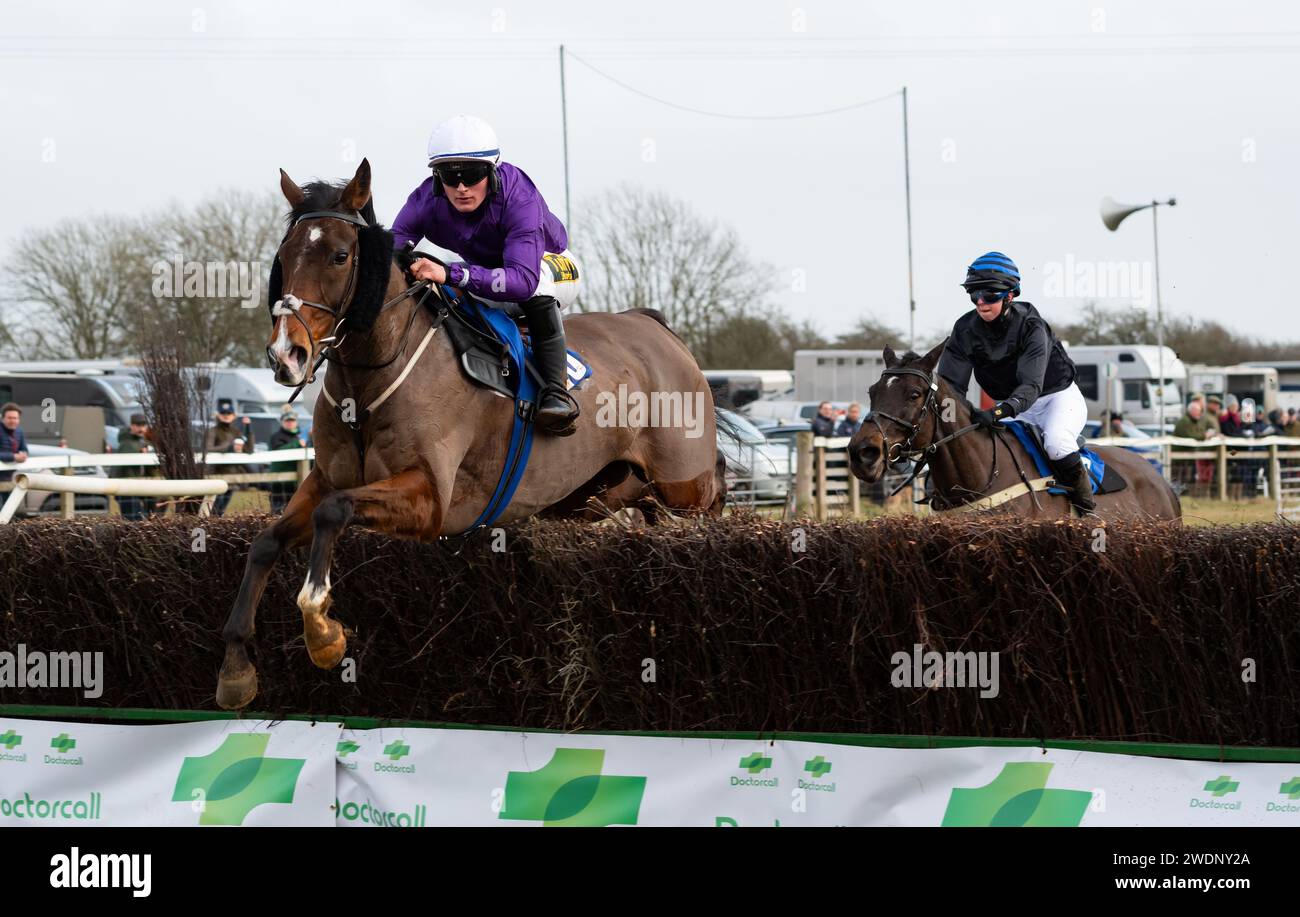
[393,114,582,435]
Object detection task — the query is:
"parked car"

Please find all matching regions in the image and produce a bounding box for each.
[716,409,791,503]
[5,444,110,518]
[1084,419,1164,474]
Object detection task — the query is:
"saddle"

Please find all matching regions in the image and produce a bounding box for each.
[436,288,591,400]
[425,285,592,532]
[1002,420,1127,496]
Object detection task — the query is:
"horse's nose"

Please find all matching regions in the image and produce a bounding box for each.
[266,346,277,369]
[849,438,883,480]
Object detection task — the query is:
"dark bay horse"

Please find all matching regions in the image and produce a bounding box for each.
[847,343,1181,520]
[216,159,722,710]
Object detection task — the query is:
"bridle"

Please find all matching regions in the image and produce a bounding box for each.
[269,210,368,375]
[863,365,1017,503]
[269,209,431,404]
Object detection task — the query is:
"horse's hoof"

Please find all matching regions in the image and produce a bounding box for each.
[216,665,259,710]
[305,618,347,670]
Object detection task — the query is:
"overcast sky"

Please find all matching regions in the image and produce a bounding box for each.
[2,1,1297,348]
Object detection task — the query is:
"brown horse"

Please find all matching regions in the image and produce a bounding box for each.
[216,159,722,710]
[847,343,1181,520]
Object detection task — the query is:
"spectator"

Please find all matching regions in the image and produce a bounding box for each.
[1285,408,1300,438]
[1218,395,1243,438]
[267,406,305,514]
[113,413,155,520]
[810,401,836,437]
[1204,394,1223,435]
[835,402,863,438]
[0,403,29,483]
[205,398,256,516]
[1264,409,1286,437]
[1173,399,1214,496]
[1108,412,1126,437]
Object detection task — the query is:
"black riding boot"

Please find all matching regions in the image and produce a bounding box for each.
[521,295,579,436]
[1050,451,1096,513]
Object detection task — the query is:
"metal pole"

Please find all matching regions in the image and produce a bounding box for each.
[559,44,572,234]
[902,86,916,352]
[1152,201,1165,433]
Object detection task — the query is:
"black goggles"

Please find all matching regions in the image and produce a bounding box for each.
[970,289,1011,305]
[433,161,492,188]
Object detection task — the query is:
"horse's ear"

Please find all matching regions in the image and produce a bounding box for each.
[341,158,373,212]
[919,339,947,373]
[279,169,306,207]
[882,346,898,369]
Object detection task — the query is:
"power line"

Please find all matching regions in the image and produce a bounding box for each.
[564,51,900,120]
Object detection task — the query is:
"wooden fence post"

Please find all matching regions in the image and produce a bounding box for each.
[815,443,827,521]
[1217,441,1228,502]
[795,432,813,517]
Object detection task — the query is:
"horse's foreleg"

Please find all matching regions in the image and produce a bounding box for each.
[298,468,440,669]
[216,468,329,710]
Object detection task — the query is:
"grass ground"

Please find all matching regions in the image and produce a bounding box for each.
[1177,497,1282,526]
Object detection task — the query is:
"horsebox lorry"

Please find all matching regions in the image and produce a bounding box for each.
[1183,363,1279,415]
[1060,344,1185,430]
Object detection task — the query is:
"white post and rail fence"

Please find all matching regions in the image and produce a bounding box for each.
[3,436,1299,523]
[0,449,313,524]
[790,432,1300,521]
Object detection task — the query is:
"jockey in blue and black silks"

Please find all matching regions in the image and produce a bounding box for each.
[936,251,1096,512]
[393,114,581,435]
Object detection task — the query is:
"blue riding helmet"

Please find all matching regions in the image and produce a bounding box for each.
[961,251,1021,296]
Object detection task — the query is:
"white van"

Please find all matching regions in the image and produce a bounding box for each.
[1063,344,1185,428]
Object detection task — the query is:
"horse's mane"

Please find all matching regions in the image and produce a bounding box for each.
[286,180,379,228]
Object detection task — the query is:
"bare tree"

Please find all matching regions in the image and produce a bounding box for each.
[2,189,283,365]
[575,185,772,354]
[128,189,284,366]
[137,317,204,510]
[3,216,149,359]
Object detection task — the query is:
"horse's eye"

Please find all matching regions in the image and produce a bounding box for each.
[909,390,921,400]
[333,250,349,265]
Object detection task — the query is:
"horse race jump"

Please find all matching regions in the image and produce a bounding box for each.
[215,160,723,710]
[847,343,1182,521]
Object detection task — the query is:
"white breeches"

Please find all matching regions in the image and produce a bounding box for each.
[1010,383,1088,460]
[478,249,582,312]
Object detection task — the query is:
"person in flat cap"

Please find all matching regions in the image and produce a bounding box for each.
[1204,394,1223,435]
[205,398,255,516]
[113,412,154,519]
[267,404,306,514]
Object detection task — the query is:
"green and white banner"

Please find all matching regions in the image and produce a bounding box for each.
[332,728,1300,827]
[0,717,338,826]
[2,716,1298,826]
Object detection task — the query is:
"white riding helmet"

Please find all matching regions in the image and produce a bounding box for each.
[426,114,501,167]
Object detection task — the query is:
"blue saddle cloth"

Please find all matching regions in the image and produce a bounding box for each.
[1002,420,1105,496]
[446,290,592,530]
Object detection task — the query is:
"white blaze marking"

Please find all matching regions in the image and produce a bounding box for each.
[308,227,322,242]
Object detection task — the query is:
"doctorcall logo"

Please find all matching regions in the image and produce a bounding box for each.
[335,796,427,827]
[0,791,102,821]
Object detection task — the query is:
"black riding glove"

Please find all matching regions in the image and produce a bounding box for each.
[972,402,1015,430]
[394,243,446,281]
